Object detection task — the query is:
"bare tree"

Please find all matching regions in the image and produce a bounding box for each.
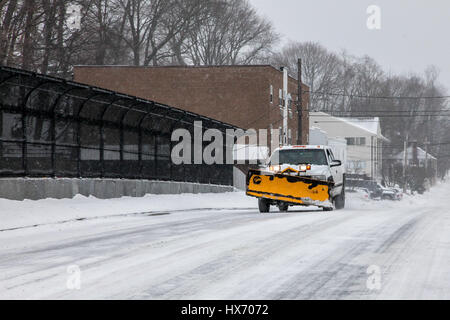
[1,0,276,70]
[40,0,58,74]
[111,0,199,66]
[0,0,19,64]
[144,0,208,66]
[21,0,37,69]
[185,0,278,66]
[270,41,341,111]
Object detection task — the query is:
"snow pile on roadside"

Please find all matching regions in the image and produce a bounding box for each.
[1,179,447,231]
[345,179,449,211]
[402,179,449,206]
[0,191,256,230]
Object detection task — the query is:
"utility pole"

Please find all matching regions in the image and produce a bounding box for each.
[403,134,409,193]
[282,67,288,146]
[412,141,418,166]
[425,112,431,179]
[297,58,303,145]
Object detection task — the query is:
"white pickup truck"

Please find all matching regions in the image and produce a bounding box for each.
[247,145,346,212]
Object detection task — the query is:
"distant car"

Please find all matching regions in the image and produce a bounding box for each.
[347,179,378,191]
[378,185,400,201]
[392,188,403,201]
[355,188,371,201]
[347,179,401,201]
[346,187,374,200]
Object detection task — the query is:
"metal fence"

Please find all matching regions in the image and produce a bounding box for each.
[0,66,237,185]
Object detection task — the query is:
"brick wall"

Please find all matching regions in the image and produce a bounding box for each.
[73,65,310,145]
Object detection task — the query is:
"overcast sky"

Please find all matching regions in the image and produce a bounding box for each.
[249,0,450,92]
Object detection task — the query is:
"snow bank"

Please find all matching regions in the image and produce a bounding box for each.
[0,191,256,231]
[1,179,447,231]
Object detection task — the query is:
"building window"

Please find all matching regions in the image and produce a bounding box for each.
[347,160,366,172]
[270,85,273,103]
[346,137,366,146]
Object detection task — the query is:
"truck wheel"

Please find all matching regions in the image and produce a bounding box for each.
[323,195,335,211]
[335,188,346,210]
[277,203,289,212]
[258,198,270,213]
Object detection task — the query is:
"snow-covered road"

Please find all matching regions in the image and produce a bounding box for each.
[0,182,449,299]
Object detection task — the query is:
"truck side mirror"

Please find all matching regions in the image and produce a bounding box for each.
[330,160,342,167]
[257,159,268,168]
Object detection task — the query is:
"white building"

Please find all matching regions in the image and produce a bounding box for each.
[393,146,437,167]
[309,112,389,180]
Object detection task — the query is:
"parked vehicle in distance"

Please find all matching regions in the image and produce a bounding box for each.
[379,185,397,200]
[346,179,378,192]
[346,187,371,201]
[346,178,402,201]
[392,188,403,200]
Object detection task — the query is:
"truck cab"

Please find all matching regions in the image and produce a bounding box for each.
[267,145,344,196]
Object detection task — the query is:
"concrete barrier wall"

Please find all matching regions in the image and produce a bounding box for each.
[233,167,247,191]
[0,178,234,201]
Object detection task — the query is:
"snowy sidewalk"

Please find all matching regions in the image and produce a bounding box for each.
[0,191,256,231]
[0,181,446,231]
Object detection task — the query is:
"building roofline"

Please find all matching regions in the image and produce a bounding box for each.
[395,146,437,160]
[73,64,307,87]
[74,64,275,69]
[344,117,390,142]
[310,111,390,142]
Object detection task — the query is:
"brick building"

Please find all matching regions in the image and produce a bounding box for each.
[73,65,310,145]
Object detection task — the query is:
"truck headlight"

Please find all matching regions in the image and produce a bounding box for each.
[269,165,281,172]
[311,175,327,181]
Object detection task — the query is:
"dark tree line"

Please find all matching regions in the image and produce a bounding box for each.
[270,41,450,182]
[0,0,278,77]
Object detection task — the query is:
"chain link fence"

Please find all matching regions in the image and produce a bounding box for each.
[0,66,237,186]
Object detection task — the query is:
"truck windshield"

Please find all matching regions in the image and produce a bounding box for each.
[270,149,328,166]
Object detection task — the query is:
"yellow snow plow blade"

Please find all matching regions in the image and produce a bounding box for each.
[246,169,333,206]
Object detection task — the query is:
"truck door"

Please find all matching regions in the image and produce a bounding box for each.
[326,148,343,189]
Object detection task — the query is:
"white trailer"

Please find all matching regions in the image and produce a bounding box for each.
[309,127,347,171]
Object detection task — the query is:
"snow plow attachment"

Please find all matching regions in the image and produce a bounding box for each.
[246,169,334,208]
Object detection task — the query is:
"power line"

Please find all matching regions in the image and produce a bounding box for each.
[305,90,450,100]
[245,107,450,128]
[381,155,450,160]
[246,110,450,129]
[325,114,450,118]
[342,142,450,149]
[312,115,450,119]
[316,109,450,114]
